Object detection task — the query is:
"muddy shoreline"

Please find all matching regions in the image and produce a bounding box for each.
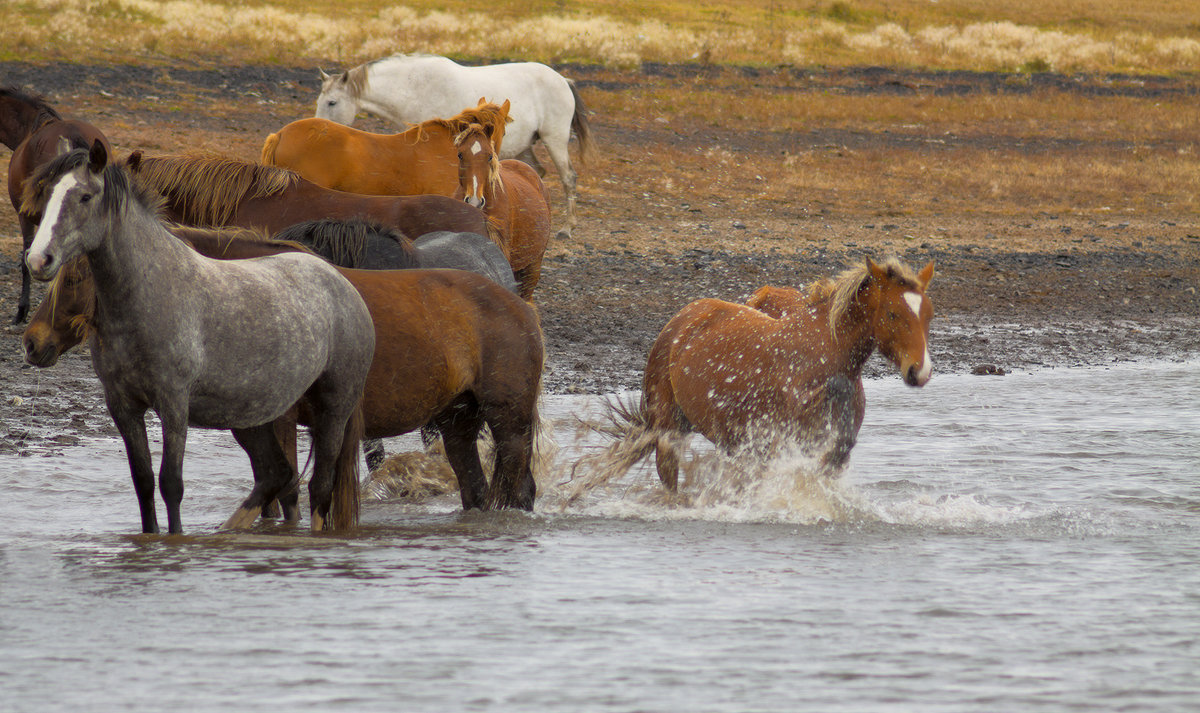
[1,60,1197,453]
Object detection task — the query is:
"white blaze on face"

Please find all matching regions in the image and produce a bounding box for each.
[470,139,484,156]
[902,291,932,384]
[27,173,80,266]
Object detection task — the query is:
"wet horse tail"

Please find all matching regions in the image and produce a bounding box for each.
[328,402,365,529]
[563,394,660,506]
[261,131,280,165]
[568,80,595,164]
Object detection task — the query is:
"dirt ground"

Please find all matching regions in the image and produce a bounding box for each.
[1,60,1197,454]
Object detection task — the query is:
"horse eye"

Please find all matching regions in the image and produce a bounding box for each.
[80,193,92,203]
[327,100,337,107]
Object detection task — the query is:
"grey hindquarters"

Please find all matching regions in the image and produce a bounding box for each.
[413,231,520,294]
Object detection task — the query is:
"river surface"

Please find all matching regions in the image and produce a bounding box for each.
[2,361,1198,712]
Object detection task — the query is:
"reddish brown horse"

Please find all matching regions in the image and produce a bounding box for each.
[261,99,510,198]
[123,152,488,238]
[581,258,936,496]
[453,123,552,299]
[24,229,545,513]
[1,85,111,323]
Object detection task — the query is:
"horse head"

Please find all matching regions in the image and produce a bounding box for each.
[865,257,935,387]
[25,139,115,282]
[454,123,501,209]
[22,255,94,367]
[315,67,363,125]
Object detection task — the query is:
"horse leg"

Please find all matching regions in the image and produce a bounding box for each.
[541,136,577,236]
[434,399,488,511]
[482,409,537,511]
[12,213,36,324]
[224,420,297,530]
[271,412,301,521]
[363,438,386,472]
[654,432,685,494]
[513,263,543,301]
[516,147,546,177]
[110,402,159,534]
[156,401,190,534]
[819,375,862,473]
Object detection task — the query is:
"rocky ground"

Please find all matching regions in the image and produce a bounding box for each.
[1,60,1197,454]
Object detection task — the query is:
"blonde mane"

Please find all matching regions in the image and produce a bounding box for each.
[415,102,511,148]
[128,154,299,227]
[807,257,921,333]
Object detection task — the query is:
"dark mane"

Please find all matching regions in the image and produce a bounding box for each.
[273,218,420,269]
[22,147,165,219]
[1,84,62,126]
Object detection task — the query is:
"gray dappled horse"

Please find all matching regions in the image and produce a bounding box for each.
[24,141,375,533]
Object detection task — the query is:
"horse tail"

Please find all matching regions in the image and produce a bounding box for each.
[261,131,280,165]
[562,393,660,506]
[328,401,364,529]
[568,80,596,164]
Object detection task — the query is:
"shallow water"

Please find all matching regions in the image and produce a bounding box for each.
[2,361,1198,712]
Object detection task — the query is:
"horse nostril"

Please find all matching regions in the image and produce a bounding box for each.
[906,364,919,385]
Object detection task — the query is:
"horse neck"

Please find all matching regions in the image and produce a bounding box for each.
[786,293,877,376]
[0,98,48,150]
[88,205,196,325]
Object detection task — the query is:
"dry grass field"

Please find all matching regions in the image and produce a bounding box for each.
[0,1,1197,401]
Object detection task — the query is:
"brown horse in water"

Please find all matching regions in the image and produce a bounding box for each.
[1,85,111,323]
[261,99,511,198]
[575,258,935,497]
[123,152,487,238]
[24,228,545,514]
[453,123,552,299]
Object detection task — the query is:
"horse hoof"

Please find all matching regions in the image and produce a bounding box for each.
[555,229,571,241]
[220,506,261,530]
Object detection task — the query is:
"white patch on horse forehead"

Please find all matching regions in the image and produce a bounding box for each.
[29,173,81,257]
[903,291,923,317]
[470,140,484,155]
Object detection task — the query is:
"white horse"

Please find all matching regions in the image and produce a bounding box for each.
[315,53,594,236]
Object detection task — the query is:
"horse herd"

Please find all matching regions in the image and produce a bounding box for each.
[3,54,935,535]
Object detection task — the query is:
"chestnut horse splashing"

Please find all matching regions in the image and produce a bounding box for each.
[569,257,935,502]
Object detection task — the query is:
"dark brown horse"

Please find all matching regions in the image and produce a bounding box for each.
[123,152,488,238]
[453,123,552,299]
[24,228,545,513]
[1,85,111,323]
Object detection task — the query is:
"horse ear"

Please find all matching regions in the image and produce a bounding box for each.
[127,149,144,172]
[500,99,511,119]
[319,68,330,80]
[477,96,487,106]
[918,260,936,288]
[88,139,107,173]
[866,257,888,284]
[56,136,73,157]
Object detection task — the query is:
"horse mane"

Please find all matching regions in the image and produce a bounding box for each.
[22,147,166,219]
[454,124,503,193]
[126,153,299,226]
[418,101,511,142]
[1,84,62,126]
[44,257,96,340]
[808,257,921,333]
[339,64,370,98]
[273,218,419,269]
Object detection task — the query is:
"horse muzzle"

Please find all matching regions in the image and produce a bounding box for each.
[464,195,486,209]
[23,329,61,368]
[902,356,932,387]
[26,251,59,282]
